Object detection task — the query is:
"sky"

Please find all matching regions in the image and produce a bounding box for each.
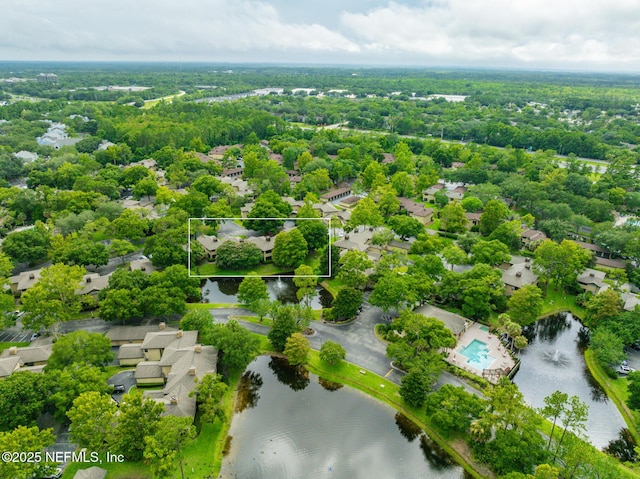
[1,0,640,72]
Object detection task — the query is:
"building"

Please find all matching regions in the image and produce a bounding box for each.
[0,344,53,374]
[575,241,613,260]
[577,269,608,294]
[398,198,434,225]
[446,186,468,201]
[465,212,481,230]
[320,187,351,203]
[520,228,547,248]
[129,258,158,274]
[36,73,58,83]
[73,467,107,479]
[221,167,244,178]
[197,235,226,261]
[140,330,198,362]
[9,269,42,295]
[245,236,275,262]
[77,273,112,296]
[501,258,539,296]
[106,323,175,346]
[423,183,445,202]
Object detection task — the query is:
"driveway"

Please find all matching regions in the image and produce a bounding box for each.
[107,370,136,403]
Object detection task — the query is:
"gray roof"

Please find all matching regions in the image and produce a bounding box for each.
[73,467,107,479]
[129,258,157,274]
[106,325,176,342]
[197,235,226,252]
[117,344,144,360]
[622,293,640,312]
[77,273,111,295]
[577,268,606,284]
[141,330,198,351]
[245,236,274,252]
[134,361,163,379]
[414,304,468,336]
[11,269,42,292]
[0,345,52,365]
[502,262,539,288]
[0,356,20,377]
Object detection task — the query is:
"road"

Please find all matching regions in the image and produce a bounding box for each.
[210,302,480,394]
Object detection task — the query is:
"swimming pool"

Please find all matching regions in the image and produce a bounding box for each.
[459,339,496,370]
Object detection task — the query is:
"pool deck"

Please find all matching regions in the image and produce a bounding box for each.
[445,322,516,383]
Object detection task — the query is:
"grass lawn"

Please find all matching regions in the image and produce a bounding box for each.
[540,285,586,319]
[585,349,640,444]
[61,454,151,479]
[0,341,29,352]
[320,277,346,298]
[186,302,241,309]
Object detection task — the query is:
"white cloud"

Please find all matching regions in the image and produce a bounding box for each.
[0,0,359,61]
[0,0,639,70]
[340,0,640,69]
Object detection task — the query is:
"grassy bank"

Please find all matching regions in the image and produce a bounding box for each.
[305,351,492,479]
[584,349,640,444]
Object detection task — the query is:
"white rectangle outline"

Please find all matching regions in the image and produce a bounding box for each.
[187,217,332,278]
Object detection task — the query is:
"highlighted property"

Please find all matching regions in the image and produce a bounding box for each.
[187,217,332,278]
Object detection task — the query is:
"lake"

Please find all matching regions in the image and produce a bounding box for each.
[220,356,468,479]
[513,312,627,449]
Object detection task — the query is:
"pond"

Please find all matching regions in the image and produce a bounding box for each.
[220,356,468,479]
[201,276,333,309]
[513,312,626,449]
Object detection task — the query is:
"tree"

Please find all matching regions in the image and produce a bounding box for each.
[112,209,148,241]
[99,288,144,322]
[320,340,346,365]
[268,305,301,352]
[204,320,260,374]
[461,196,484,212]
[440,200,467,233]
[400,368,433,407]
[112,389,164,461]
[108,239,136,262]
[479,199,510,236]
[46,363,112,421]
[297,219,328,250]
[331,287,363,321]
[144,416,196,479]
[540,390,568,449]
[555,395,588,453]
[533,239,592,293]
[388,215,425,239]
[21,263,85,333]
[45,331,114,371]
[585,289,623,327]
[337,250,372,289]
[590,328,625,371]
[0,371,49,431]
[0,426,56,479]
[507,285,544,325]
[237,275,269,307]
[293,265,317,307]
[349,196,383,228]
[215,240,263,270]
[191,373,228,423]
[319,244,339,278]
[180,309,213,335]
[1,223,51,264]
[243,191,292,234]
[284,332,310,365]
[272,228,308,270]
[425,385,484,433]
[374,185,400,217]
[67,391,117,451]
[470,239,511,265]
[626,371,640,410]
[50,236,109,267]
[369,273,416,312]
[132,177,159,200]
[442,245,468,270]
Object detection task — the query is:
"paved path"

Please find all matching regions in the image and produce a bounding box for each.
[211,303,479,394]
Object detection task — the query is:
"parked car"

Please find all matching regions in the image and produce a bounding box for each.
[112,384,126,394]
[30,332,40,342]
[617,364,635,375]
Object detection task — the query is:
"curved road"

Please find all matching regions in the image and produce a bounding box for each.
[210,303,479,394]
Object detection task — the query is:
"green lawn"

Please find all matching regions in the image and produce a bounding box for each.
[540,285,586,319]
[0,341,29,352]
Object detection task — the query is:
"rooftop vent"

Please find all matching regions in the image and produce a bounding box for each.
[170,396,178,405]
[159,322,166,330]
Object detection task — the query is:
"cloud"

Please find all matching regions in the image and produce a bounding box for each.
[0,0,359,61]
[0,0,639,70]
[340,0,640,69]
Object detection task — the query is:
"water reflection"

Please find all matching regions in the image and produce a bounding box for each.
[605,428,638,463]
[268,356,310,391]
[318,377,343,392]
[395,412,422,442]
[513,312,626,449]
[222,356,466,479]
[201,276,333,308]
[235,371,263,413]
